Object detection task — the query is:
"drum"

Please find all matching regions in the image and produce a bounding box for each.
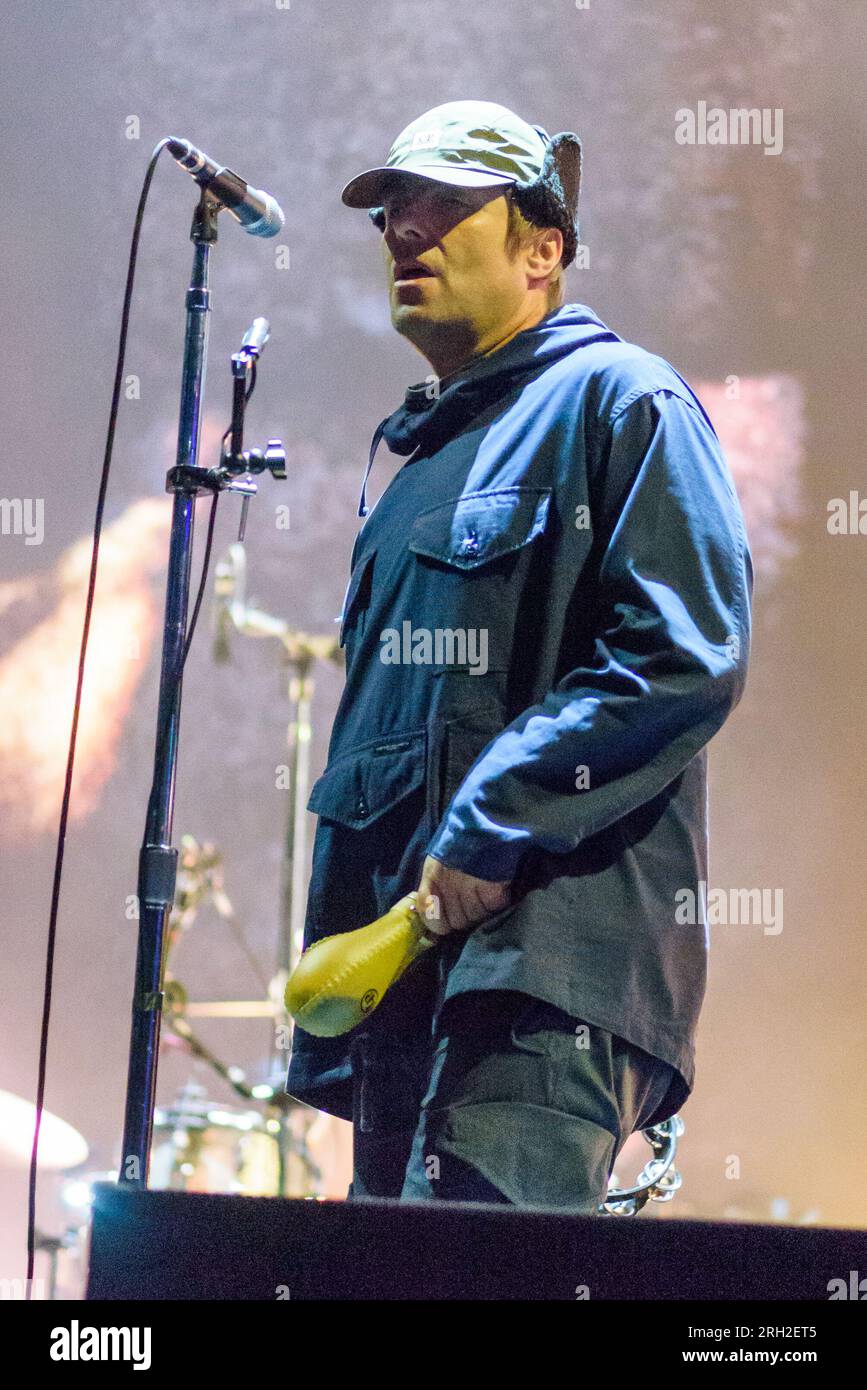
[151,1098,281,1197]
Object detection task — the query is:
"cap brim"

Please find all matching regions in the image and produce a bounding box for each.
[341,164,516,208]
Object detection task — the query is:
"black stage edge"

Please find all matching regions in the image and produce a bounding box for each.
[86,1185,867,1301]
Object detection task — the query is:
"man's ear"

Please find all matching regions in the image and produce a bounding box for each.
[525,224,564,280]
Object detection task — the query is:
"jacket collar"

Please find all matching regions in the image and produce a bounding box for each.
[358,302,616,516]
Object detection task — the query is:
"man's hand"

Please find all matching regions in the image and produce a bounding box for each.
[415,854,512,937]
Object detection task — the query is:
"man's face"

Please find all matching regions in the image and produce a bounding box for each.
[377,178,535,372]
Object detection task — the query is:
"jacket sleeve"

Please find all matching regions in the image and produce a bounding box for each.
[425,388,754,882]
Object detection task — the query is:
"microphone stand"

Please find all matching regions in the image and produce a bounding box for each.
[119,185,284,1187]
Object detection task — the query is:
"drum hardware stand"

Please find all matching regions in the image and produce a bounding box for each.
[159,836,321,1194]
[212,541,343,988]
[160,986,321,1196]
[166,834,270,998]
[32,1231,64,1301]
[211,544,343,1191]
[120,179,286,1189]
[599,1114,685,1215]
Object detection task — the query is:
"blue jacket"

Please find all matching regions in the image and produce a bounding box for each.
[285,302,753,1128]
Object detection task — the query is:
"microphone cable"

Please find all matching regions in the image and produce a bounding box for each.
[25,138,232,1296]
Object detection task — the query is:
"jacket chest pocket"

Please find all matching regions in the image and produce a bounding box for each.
[409,486,551,569]
[407,487,551,665]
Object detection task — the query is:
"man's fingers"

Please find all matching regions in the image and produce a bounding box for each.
[485,883,511,913]
[431,880,471,935]
[415,858,512,936]
[417,882,451,935]
[466,883,504,925]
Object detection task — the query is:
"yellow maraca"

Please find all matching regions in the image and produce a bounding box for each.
[284,893,439,1037]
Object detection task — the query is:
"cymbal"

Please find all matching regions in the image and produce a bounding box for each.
[0,1089,88,1169]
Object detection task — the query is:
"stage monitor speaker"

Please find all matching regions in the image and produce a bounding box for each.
[86,1185,867,1300]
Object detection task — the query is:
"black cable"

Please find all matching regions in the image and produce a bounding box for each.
[28,143,262,1292]
[26,138,174,1297]
[145,361,258,821]
[180,361,258,671]
[184,492,220,666]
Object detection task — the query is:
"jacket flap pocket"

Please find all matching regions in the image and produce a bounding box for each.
[337,550,376,648]
[306,729,426,828]
[409,487,552,569]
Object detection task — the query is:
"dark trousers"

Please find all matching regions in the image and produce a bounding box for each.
[347,989,676,1212]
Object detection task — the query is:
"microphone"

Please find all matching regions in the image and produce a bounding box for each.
[240,317,271,357]
[166,137,285,238]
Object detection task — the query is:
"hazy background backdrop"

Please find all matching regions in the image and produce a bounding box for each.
[1,0,865,1290]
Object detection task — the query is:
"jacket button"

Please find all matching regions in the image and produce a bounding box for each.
[355,796,369,819]
[459,530,479,556]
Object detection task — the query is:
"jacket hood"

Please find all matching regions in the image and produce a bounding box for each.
[358,302,618,516]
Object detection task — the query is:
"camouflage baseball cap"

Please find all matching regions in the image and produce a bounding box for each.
[341,99,574,207]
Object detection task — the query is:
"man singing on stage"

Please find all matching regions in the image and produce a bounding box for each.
[285,100,753,1211]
